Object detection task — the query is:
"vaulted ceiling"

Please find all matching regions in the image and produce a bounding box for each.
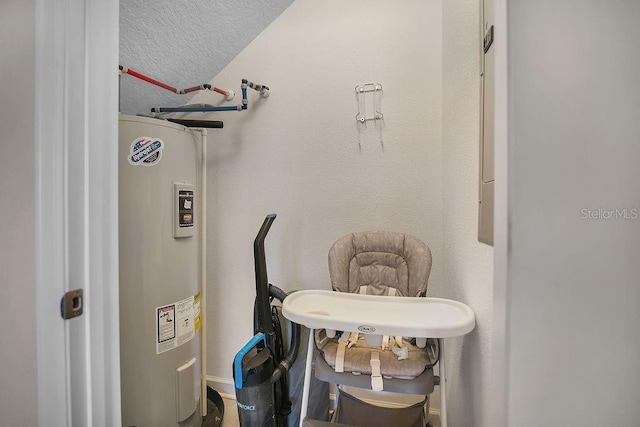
[119,0,294,115]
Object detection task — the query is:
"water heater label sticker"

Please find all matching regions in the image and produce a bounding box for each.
[176,297,195,346]
[156,305,176,354]
[128,136,164,166]
[194,292,201,333]
[178,190,194,228]
[156,296,195,354]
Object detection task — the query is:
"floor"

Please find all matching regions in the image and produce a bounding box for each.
[221,397,239,427]
[220,397,440,427]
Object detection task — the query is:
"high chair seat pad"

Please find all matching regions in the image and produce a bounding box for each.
[329,231,432,297]
[316,331,433,380]
[314,354,435,395]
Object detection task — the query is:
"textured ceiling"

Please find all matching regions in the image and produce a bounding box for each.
[119,0,294,115]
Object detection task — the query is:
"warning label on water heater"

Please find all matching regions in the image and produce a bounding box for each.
[174,183,195,238]
[178,190,194,228]
[156,295,195,354]
[194,292,201,333]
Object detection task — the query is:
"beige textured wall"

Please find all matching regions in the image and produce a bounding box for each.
[440,0,495,425]
[189,0,445,396]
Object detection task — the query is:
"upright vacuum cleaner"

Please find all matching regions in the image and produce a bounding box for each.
[234,214,301,426]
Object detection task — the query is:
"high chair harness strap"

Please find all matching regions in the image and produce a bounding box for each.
[382,288,397,349]
[348,332,359,348]
[391,344,409,360]
[359,285,402,351]
[335,334,349,373]
[382,335,390,350]
[333,285,409,379]
[370,352,384,391]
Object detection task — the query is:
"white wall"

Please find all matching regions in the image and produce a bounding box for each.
[506,1,640,425]
[0,0,37,425]
[441,1,494,425]
[188,0,445,391]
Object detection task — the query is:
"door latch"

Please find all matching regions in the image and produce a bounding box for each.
[60,289,83,319]
[484,25,494,53]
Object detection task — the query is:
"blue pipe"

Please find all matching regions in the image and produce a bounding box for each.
[151,78,267,115]
[241,79,248,110]
[151,105,242,113]
[246,80,270,97]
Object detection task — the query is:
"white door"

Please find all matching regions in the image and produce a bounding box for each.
[34,0,120,425]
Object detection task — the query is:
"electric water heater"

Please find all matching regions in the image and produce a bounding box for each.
[119,115,202,427]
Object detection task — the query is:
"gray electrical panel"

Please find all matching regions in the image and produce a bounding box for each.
[479,0,495,245]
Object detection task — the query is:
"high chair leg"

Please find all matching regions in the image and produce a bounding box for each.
[300,328,315,427]
[438,338,447,427]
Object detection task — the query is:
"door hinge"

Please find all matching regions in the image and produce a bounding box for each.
[60,289,83,319]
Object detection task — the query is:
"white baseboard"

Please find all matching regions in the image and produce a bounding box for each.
[206,375,235,399]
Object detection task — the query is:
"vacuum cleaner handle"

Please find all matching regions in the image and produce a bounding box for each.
[254,213,277,248]
[233,333,267,389]
[254,214,277,347]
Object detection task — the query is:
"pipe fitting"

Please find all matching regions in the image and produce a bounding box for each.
[224,90,235,101]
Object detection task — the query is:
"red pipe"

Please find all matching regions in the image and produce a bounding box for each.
[212,87,230,97]
[120,65,233,99]
[182,85,205,94]
[120,66,178,93]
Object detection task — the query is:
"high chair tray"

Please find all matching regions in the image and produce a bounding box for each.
[282,290,475,338]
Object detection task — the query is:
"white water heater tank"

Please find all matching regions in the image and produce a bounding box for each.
[119,115,202,427]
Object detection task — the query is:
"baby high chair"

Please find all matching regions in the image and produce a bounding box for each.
[283,231,475,427]
[321,231,437,426]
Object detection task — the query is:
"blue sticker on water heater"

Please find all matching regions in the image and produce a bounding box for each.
[128,136,165,166]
